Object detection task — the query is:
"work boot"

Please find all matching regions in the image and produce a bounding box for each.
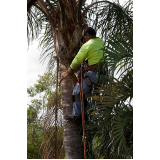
[74,116,82,126]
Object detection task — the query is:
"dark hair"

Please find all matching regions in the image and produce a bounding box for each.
[83,27,96,36]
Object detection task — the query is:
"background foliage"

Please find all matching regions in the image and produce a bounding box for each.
[27,68,64,159]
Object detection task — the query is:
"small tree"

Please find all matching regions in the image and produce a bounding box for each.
[27,69,64,159]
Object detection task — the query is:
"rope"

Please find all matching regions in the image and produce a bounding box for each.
[79,62,86,159]
[59,73,69,84]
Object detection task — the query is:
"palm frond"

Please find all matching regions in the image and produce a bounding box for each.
[84,0,133,44]
[106,32,133,79]
[27,4,48,46]
[38,22,55,64]
[57,0,66,27]
[27,2,56,70]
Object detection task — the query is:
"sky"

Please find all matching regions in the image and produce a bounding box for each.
[27,41,49,105]
[27,42,47,88]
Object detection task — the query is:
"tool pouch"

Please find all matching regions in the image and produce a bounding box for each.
[84,76,93,87]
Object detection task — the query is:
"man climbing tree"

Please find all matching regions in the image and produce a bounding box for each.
[66,27,106,123]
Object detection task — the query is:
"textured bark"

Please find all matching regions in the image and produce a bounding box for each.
[61,65,84,159]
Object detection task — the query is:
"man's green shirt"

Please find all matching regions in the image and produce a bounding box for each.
[70,38,105,70]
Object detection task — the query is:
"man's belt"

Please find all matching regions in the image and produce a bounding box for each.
[85,64,107,70]
[85,65,98,70]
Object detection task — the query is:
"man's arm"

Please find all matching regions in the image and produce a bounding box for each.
[67,67,74,74]
[70,44,88,70]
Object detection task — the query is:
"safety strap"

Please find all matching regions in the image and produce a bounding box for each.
[85,65,98,70]
[84,76,93,87]
[85,64,108,71]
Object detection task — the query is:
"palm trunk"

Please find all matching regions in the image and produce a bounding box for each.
[60,64,84,159]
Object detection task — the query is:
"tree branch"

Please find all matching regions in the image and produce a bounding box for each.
[58,0,66,27]
[83,0,113,16]
[37,0,54,24]
[27,0,37,11]
[78,0,86,20]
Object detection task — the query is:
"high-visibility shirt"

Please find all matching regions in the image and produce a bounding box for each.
[70,38,105,70]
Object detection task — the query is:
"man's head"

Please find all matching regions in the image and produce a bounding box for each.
[82,27,96,37]
[81,27,96,43]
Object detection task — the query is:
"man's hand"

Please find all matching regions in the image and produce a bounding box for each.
[67,67,74,74]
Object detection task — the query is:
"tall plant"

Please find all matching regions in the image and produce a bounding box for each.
[27,0,133,158]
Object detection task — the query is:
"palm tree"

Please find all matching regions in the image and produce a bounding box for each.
[27,0,133,158]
